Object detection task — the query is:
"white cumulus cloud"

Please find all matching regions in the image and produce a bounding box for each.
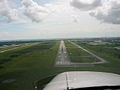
[70,0,120,24]
[21,0,49,22]
[0,0,20,23]
[90,0,120,24]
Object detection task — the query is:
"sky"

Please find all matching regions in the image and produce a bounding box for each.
[0,0,120,40]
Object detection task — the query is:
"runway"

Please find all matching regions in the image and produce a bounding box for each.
[55,40,108,67]
[55,40,71,66]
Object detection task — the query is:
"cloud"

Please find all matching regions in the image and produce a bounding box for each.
[0,0,20,23]
[21,0,49,22]
[90,0,120,24]
[1,0,120,25]
[70,0,120,24]
[70,0,101,11]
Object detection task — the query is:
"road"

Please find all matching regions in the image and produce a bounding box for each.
[0,43,38,54]
[55,40,108,67]
[0,47,19,53]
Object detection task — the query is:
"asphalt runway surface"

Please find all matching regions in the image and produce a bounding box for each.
[55,40,71,66]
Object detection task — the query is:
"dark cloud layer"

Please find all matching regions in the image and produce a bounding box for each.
[70,0,101,11]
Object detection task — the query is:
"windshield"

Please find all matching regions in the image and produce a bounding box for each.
[0,0,120,90]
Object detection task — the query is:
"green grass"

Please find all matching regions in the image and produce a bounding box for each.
[0,41,74,90]
[0,43,39,67]
[74,41,120,63]
[0,40,120,90]
[36,75,55,90]
[65,41,97,63]
[0,47,11,51]
[0,41,58,90]
[65,41,90,56]
[0,43,23,51]
[71,41,120,73]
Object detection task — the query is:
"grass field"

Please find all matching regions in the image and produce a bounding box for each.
[65,41,98,62]
[71,40,120,73]
[65,41,90,56]
[0,40,120,90]
[0,43,38,52]
[0,46,19,52]
[0,41,60,90]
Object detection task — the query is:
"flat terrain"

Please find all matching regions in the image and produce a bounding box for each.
[0,43,38,53]
[69,41,107,64]
[0,39,120,90]
[55,40,107,67]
